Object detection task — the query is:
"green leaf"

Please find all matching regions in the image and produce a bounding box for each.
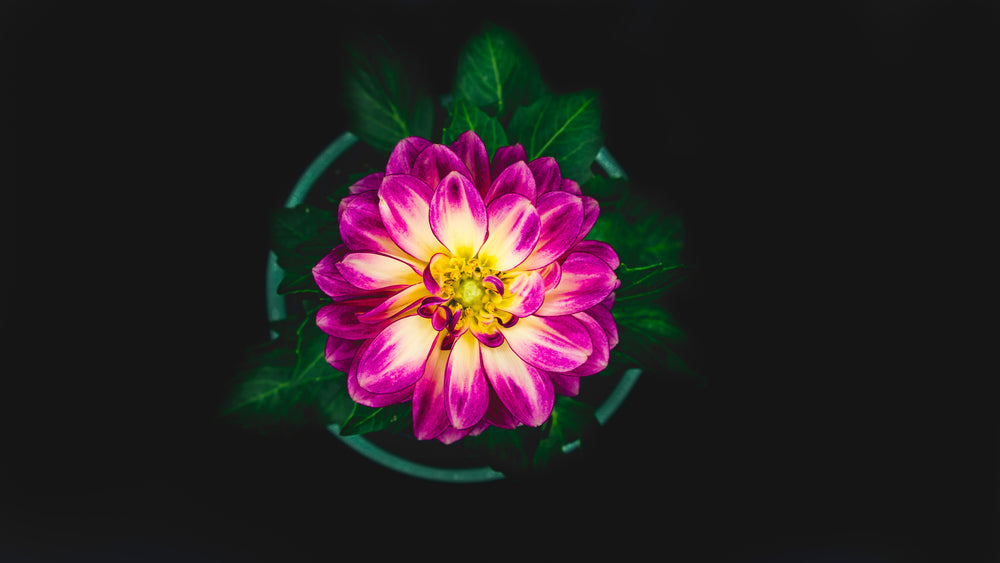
[276,269,322,295]
[442,98,509,159]
[339,402,412,436]
[221,313,349,430]
[270,205,337,259]
[615,263,691,302]
[533,396,598,471]
[611,302,702,384]
[344,37,433,152]
[270,205,340,295]
[453,24,547,123]
[460,425,535,477]
[508,91,604,183]
[612,304,686,347]
[585,193,684,268]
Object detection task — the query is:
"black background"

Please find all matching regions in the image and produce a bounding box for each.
[5,1,996,561]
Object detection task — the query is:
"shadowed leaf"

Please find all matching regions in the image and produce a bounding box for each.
[344,37,433,152]
[508,92,603,183]
[453,24,546,124]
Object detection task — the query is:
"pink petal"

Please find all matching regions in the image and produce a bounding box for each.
[444,332,489,429]
[386,137,433,175]
[348,171,384,194]
[575,196,600,246]
[482,275,504,294]
[564,311,611,376]
[571,239,620,270]
[430,303,451,331]
[478,193,540,272]
[412,342,450,440]
[356,315,440,394]
[560,178,582,196]
[356,283,428,324]
[498,270,545,318]
[535,251,618,317]
[548,371,581,397]
[516,191,585,271]
[484,160,536,205]
[468,419,490,437]
[336,252,421,291]
[347,338,415,407]
[339,191,421,269]
[316,298,394,340]
[501,314,593,373]
[539,260,562,290]
[480,341,554,427]
[324,335,363,372]
[435,426,473,444]
[586,303,619,349]
[471,324,505,348]
[411,144,474,191]
[337,194,358,223]
[313,246,376,301]
[528,157,561,196]
[429,171,488,259]
[484,384,521,429]
[450,130,491,197]
[378,174,448,261]
[490,143,527,182]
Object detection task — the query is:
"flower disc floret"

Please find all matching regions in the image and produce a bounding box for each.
[313,131,620,444]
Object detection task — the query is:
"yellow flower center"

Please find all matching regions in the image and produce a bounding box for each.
[431,256,510,333]
[457,279,484,308]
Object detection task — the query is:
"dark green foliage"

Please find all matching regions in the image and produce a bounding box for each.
[270,205,340,295]
[222,312,352,430]
[339,403,412,436]
[585,188,684,268]
[343,37,433,152]
[452,24,547,124]
[508,92,604,183]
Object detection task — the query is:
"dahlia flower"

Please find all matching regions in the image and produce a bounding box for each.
[313,131,620,444]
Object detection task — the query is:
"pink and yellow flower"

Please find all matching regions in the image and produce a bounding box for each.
[313,131,620,443]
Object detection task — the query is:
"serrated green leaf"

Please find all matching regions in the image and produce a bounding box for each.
[442,98,508,158]
[344,37,433,152]
[453,24,546,123]
[339,402,412,436]
[508,92,603,183]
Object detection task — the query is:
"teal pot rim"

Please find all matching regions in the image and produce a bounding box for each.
[265,131,641,483]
